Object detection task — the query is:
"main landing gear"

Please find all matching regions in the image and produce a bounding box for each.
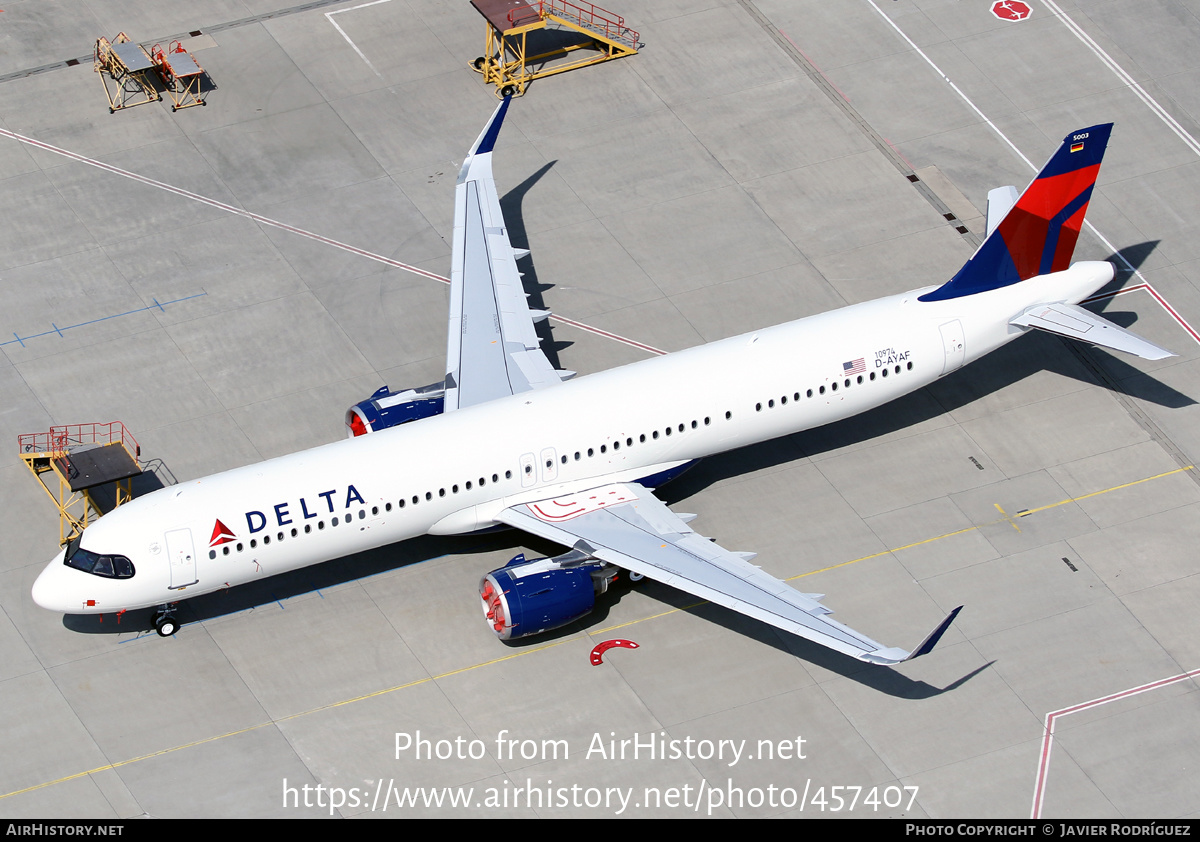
[153,605,180,637]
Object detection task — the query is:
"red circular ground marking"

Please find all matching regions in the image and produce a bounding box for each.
[991,1,1031,21]
[590,639,639,665]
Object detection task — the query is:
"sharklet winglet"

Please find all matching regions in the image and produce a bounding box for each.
[908,605,964,660]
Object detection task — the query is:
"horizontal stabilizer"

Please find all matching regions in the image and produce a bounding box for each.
[1011,302,1176,360]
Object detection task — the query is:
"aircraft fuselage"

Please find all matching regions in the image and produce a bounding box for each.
[31,260,1114,617]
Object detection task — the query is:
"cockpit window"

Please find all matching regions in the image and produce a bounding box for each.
[63,537,135,579]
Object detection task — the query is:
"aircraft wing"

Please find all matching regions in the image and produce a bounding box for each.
[498,482,961,665]
[445,97,567,412]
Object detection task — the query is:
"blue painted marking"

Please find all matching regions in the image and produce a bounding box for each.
[118,632,156,644]
[0,293,207,349]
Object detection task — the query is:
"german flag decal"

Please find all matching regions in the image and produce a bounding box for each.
[1070,141,1085,152]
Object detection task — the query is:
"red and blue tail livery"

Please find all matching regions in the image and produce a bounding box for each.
[920,123,1113,301]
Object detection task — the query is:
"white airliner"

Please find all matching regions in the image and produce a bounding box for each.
[31,101,1172,665]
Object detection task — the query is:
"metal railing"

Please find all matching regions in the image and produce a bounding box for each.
[511,0,640,46]
[19,422,139,458]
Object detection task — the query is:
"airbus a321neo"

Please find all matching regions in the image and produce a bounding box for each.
[32,100,1172,665]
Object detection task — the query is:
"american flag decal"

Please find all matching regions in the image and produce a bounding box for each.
[842,358,865,375]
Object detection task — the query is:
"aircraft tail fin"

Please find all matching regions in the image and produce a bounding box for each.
[920,124,1113,302]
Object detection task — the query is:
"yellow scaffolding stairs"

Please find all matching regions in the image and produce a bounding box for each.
[19,423,142,547]
[470,0,639,97]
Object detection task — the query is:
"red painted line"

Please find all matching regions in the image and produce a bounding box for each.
[1081,282,1200,347]
[548,313,665,355]
[779,30,854,106]
[882,137,915,171]
[1031,666,1200,818]
[0,127,666,357]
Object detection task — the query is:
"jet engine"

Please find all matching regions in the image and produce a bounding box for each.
[346,382,445,437]
[479,551,618,640]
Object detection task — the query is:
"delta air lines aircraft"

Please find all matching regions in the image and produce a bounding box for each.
[31,101,1173,665]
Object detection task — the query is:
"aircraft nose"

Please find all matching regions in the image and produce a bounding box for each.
[31,551,70,612]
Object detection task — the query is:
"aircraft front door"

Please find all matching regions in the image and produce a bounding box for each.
[165,528,198,589]
[939,320,966,375]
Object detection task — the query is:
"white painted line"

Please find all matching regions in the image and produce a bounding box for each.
[1031,666,1200,818]
[1039,0,1200,159]
[0,127,665,356]
[1084,283,1200,348]
[862,0,1151,284]
[325,0,396,80]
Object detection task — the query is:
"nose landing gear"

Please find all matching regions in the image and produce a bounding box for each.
[153,605,180,637]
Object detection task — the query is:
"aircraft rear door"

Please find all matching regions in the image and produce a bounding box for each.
[520,452,537,488]
[939,320,966,375]
[540,447,558,483]
[165,528,198,589]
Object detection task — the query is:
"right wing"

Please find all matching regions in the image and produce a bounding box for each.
[498,482,961,665]
[445,97,569,412]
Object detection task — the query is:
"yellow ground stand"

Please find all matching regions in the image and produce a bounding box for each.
[470,0,638,97]
[151,41,207,111]
[19,423,142,547]
[94,33,161,113]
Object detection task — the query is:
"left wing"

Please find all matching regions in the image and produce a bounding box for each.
[498,483,961,665]
[445,97,568,412]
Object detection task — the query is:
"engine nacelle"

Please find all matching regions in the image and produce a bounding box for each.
[479,552,615,640]
[346,382,445,437]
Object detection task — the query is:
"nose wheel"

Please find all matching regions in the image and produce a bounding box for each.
[153,606,180,637]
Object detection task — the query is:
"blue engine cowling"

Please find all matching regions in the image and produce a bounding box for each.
[479,553,608,641]
[346,383,445,437]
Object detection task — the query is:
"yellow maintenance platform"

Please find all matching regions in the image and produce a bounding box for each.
[470,0,639,97]
[19,423,142,546]
[94,32,161,113]
[151,41,207,111]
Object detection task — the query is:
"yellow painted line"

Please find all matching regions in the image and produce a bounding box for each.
[4,465,1192,801]
[0,637,578,801]
[794,465,1192,581]
[793,525,980,580]
[1016,466,1192,517]
[995,502,1022,532]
